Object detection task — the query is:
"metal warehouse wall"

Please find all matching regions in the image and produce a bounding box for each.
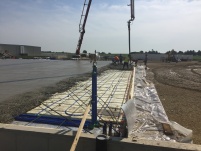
[0,44,41,57]
[131,54,166,61]
[24,46,41,56]
[0,44,21,57]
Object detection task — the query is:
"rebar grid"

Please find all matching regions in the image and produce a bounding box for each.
[27,70,131,126]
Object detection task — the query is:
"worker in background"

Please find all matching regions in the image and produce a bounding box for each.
[123,55,129,69]
[114,55,119,64]
[119,54,123,64]
[144,52,148,67]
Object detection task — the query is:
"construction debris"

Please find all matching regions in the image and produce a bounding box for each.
[122,65,193,143]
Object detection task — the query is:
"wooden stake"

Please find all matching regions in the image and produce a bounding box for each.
[162,123,173,135]
[70,104,91,151]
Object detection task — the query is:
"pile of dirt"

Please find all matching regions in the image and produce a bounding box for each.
[146,61,201,144]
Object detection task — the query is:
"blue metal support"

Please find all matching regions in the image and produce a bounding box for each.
[15,114,91,128]
[92,62,97,125]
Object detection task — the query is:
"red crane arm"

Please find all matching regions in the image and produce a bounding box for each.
[75,0,92,56]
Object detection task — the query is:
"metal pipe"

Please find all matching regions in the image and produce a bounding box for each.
[127,0,135,62]
[92,62,97,125]
[128,21,131,60]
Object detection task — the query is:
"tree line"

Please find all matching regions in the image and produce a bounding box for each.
[166,49,201,56]
[131,49,201,56]
[83,49,201,56]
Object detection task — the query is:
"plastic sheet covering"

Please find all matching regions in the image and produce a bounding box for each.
[123,65,193,143]
[122,99,137,134]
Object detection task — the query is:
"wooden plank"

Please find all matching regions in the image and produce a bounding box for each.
[129,67,135,99]
[70,104,91,151]
[127,67,135,100]
[126,69,132,100]
[118,67,135,123]
[162,123,173,135]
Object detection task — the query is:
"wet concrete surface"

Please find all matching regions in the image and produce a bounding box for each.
[0,59,110,102]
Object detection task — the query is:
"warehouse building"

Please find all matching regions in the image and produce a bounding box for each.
[130,53,193,61]
[0,44,41,58]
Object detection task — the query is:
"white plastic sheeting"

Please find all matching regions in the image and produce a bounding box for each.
[122,65,193,143]
[122,99,137,133]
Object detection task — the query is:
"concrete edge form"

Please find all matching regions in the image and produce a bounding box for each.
[1,123,201,151]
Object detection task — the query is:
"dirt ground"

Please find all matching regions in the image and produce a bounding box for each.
[0,61,200,144]
[146,61,201,144]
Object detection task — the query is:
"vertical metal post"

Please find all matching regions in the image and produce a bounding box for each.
[92,62,97,125]
[103,123,107,135]
[109,123,113,136]
[128,21,131,63]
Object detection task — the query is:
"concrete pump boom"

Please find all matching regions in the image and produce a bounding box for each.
[75,0,92,57]
[128,0,135,61]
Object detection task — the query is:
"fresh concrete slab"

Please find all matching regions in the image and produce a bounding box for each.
[0,59,110,102]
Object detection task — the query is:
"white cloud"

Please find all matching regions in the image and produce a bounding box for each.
[132,0,201,52]
[0,0,201,53]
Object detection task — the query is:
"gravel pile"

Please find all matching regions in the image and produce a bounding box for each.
[146,61,201,144]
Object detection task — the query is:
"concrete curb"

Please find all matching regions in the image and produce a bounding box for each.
[1,123,201,151]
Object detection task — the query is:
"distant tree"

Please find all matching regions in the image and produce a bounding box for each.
[83,50,87,53]
[171,49,177,54]
[184,50,195,55]
[147,49,160,54]
[108,52,111,54]
[154,50,160,54]
[184,50,189,55]
[130,52,138,54]
[101,52,106,54]
[192,50,196,56]
[178,51,183,54]
[140,50,144,53]
[147,49,153,54]
[197,50,201,56]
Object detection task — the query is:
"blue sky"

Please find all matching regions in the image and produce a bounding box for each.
[0,0,201,54]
